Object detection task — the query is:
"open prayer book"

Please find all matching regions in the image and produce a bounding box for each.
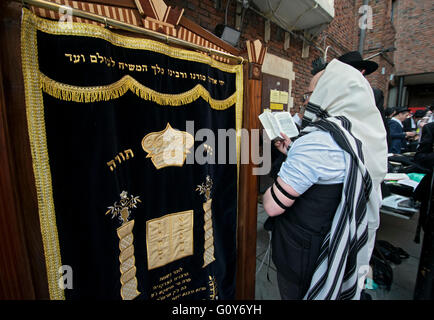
[259,110,299,140]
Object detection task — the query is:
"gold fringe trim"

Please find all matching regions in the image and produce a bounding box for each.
[40,73,237,110]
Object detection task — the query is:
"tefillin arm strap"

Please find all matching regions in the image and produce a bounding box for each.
[270,178,297,210]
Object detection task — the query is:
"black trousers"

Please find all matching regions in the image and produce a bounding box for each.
[277,272,305,300]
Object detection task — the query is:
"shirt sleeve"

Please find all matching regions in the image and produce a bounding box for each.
[277,132,346,195]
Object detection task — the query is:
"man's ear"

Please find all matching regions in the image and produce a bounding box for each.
[361,69,366,75]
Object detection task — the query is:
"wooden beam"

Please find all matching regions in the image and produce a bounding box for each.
[0,56,36,300]
[83,0,137,8]
[0,1,37,299]
[236,39,266,300]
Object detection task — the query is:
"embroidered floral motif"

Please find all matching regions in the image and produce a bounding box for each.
[106,191,141,300]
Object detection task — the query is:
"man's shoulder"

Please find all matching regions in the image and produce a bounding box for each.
[293,130,342,151]
[388,118,398,125]
[388,119,401,129]
[424,122,434,131]
[296,130,332,142]
[421,122,434,137]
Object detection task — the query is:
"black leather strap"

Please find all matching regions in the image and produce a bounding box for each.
[270,184,289,210]
[274,179,297,200]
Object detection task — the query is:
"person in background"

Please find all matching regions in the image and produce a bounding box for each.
[413,121,434,299]
[428,104,434,123]
[372,88,390,150]
[415,121,434,170]
[388,107,416,154]
[414,109,428,130]
[403,109,427,133]
[419,115,431,133]
[385,107,396,119]
[403,111,416,132]
[413,109,429,142]
[404,110,427,150]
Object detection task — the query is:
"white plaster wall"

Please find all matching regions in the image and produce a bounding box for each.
[262,53,296,110]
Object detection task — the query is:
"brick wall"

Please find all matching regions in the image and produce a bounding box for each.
[166,0,394,110]
[394,0,434,76]
[353,0,396,106]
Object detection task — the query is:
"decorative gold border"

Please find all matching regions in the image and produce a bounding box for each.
[21,8,243,300]
[21,9,64,300]
[40,73,238,110]
[24,8,240,74]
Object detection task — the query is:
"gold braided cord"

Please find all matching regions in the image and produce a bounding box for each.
[39,73,238,110]
[21,9,65,300]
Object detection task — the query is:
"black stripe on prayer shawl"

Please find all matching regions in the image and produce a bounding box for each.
[339,229,369,300]
[335,116,365,163]
[301,101,330,130]
[304,121,358,299]
[306,101,330,120]
[315,119,371,229]
[325,164,358,300]
[302,116,373,300]
[303,116,372,300]
[306,149,358,299]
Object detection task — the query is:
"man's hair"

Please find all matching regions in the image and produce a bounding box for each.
[385,107,396,117]
[311,57,327,75]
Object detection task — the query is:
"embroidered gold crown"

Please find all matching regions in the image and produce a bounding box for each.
[142,123,194,169]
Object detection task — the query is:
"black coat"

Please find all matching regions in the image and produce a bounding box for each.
[388,119,406,154]
[403,117,416,132]
[415,122,434,170]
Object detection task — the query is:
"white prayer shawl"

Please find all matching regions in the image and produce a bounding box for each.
[301,59,387,300]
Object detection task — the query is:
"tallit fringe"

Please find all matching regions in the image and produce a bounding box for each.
[39,73,236,110]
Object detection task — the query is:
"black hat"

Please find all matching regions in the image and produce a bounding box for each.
[311,57,328,75]
[338,51,379,75]
[414,110,427,118]
[394,106,410,114]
